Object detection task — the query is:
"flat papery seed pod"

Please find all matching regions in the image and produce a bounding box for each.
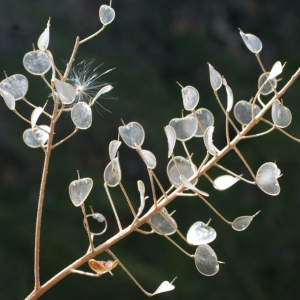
[37,22,50,50]
[167,156,198,187]
[23,125,50,148]
[203,126,217,156]
[152,281,175,296]
[0,89,15,110]
[99,5,115,25]
[268,61,283,80]
[239,30,262,53]
[232,216,253,231]
[84,213,107,236]
[271,99,292,128]
[258,73,277,95]
[169,115,198,141]
[104,157,122,187]
[31,107,43,129]
[234,100,261,125]
[71,102,92,129]
[69,177,93,207]
[194,244,219,276]
[189,108,214,137]
[89,259,119,275]
[256,162,281,196]
[187,221,216,245]
[92,85,114,104]
[23,50,51,75]
[137,180,146,216]
[119,122,145,149]
[208,63,222,91]
[179,174,209,197]
[223,80,234,112]
[213,175,240,191]
[165,125,176,158]
[109,140,122,161]
[140,149,157,169]
[54,78,76,105]
[181,85,199,111]
[149,207,177,235]
[0,74,28,100]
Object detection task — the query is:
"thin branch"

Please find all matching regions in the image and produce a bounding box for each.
[54,104,65,123]
[215,163,256,185]
[182,141,192,162]
[150,170,168,200]
[233,146,256,180]
[214,90,240,134]
[261,118,300,142]
[13,109,31,125]
[112,168,136,217]
[51,128,79,149]
[40,75,52,89]
[81,204,94,252]
[71,269,100,277]
[148,168,157,207]
[197,151,210,173]
[63,36,80,81]
[135,228,155,235]
[197,193,232,225]
[79,25,106,45]
[148,221,194,258]
[106,249,152,297]
[203,172,215,186]
[225,112,230,145]
[104,183,122,231]
[242,126,275,139]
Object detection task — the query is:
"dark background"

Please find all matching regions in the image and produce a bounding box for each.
[0,0,300,299]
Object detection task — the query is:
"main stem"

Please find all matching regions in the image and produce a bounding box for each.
[33,96,59,290]
[27,67,300,299]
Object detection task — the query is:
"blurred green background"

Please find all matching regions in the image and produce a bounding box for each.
[0,0,300,299]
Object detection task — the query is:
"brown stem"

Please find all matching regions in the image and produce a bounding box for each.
[25,66,300,299]
[33,96,59,290]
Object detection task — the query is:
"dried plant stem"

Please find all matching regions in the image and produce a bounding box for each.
[25,65,300,300]
[203,172,215,185]
[261,118,300,142]
[33,96,59,290]
[150,169,168,199]
[242,126,275,139]
[21,98,52,118]
[79,25,106,45]
[71,269,100,277]
[81,204,94,252]
[112,168,136,217]
[148,168,157,207]
[197,193,232,225]
[192,109,205,132]
[40,75,52,89]
[214,163,255,185]
[63,36,80,81]
[233,146,256,180]
[197,151,210,173]
[182,141,192,162]
[225,112,230,145]
[106,249,152,297]
[51,128,79,149]
[160,210,189,244]
[214,90,240,134]
[13,109,31,125]
[104,183,123,231]
[149,221,194,258]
